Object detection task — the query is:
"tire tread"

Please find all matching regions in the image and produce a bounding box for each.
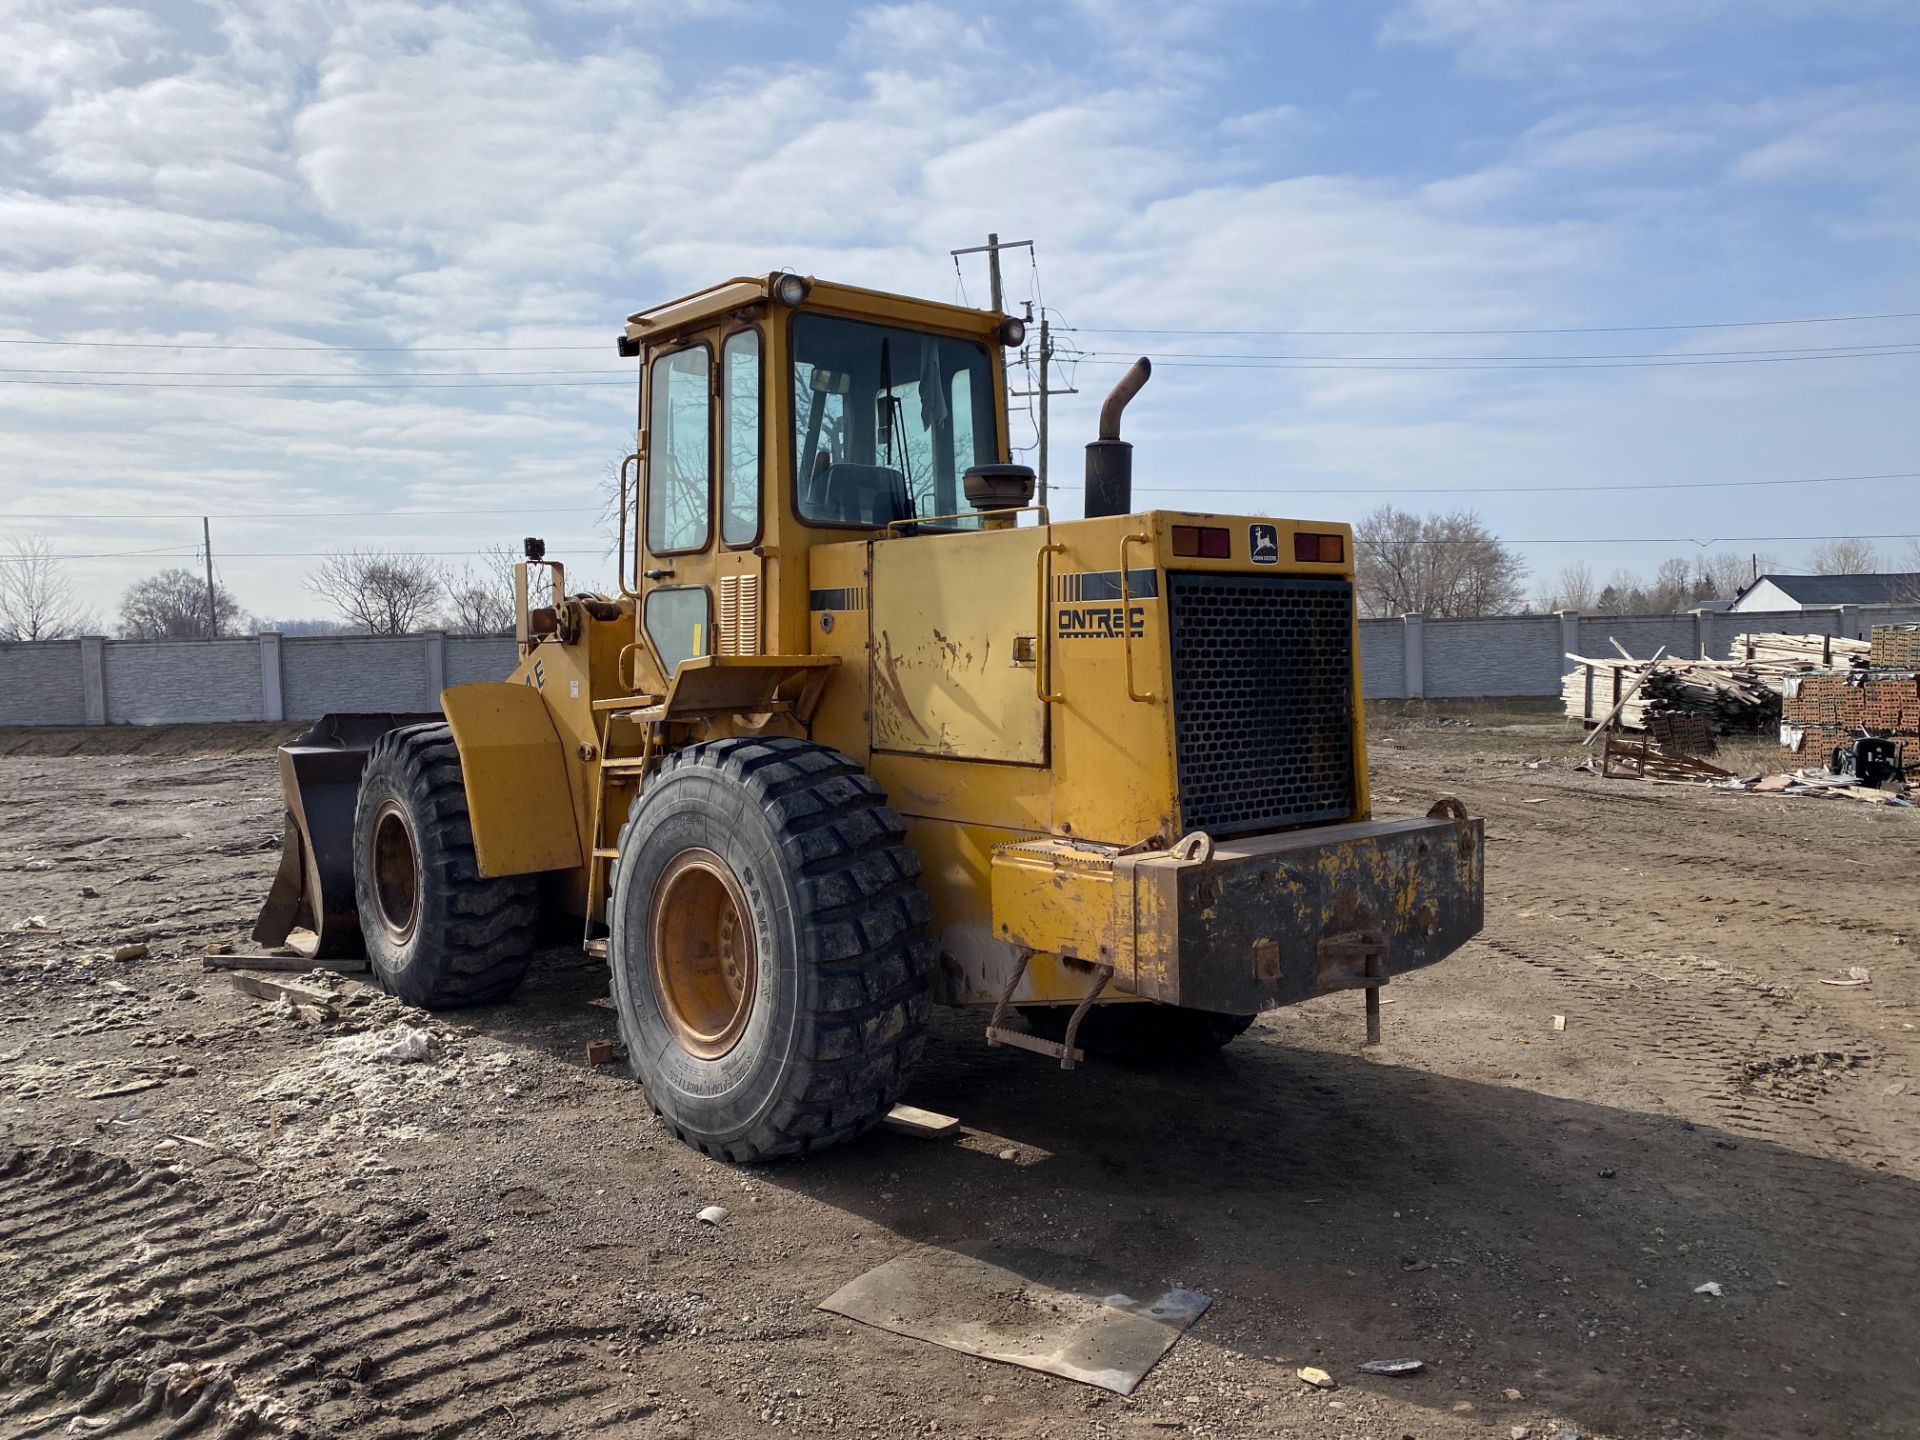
[354,723,538,1008]
[612,737,934,1161]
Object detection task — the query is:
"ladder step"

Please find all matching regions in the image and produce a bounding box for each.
[584,938,608,960]
[985,1024,1084,1065]
[599,757,652,773]
[592,847,619,860]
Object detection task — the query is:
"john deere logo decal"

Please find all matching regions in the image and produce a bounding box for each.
[1249,523,1279,564]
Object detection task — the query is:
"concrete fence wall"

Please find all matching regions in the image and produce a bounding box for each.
[5,605,1920,725]
[0,632,518,727]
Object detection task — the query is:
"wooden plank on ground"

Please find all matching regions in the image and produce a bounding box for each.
[881,1104,962,1140]
[204,952,368,975]
[228,974,337,1008]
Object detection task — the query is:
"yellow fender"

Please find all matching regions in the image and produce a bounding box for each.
[441,682,583,877]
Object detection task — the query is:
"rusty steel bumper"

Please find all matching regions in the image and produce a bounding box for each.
[988,800,1483,1016]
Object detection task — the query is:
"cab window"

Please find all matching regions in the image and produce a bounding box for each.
[721,330,760,546]
[790,313,996,529]
[646,345,711,554]
[644,587,708,676]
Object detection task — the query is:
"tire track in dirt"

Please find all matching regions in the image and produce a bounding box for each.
[1476,926,1918,1286]
[0,1147,656,1439]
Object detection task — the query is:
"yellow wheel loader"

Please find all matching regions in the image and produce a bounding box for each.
[255,272,1484,1162]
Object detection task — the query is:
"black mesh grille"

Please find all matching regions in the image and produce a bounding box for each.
[1166,572,1355,836]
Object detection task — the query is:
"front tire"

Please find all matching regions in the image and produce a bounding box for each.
[351,723,539,1008]
[609,738,935,1163]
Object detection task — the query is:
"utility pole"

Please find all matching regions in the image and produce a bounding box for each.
[1009,308,1077,507]
[1037,315,1049,503]
[948,234,1032,315]
[952,234,1072,502]
[202,516,217,639]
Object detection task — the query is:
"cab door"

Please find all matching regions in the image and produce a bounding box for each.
[640,326,766,679]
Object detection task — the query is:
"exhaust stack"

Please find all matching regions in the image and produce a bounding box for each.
[1084,357,1151,518]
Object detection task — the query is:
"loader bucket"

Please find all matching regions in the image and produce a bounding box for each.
[252,713,440,957]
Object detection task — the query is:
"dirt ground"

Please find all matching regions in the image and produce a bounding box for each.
[2,706,1915,1440]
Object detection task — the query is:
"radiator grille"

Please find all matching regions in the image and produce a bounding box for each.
[1166,572,1355,836]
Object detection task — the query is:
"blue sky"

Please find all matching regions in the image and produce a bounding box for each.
[2,0,1917,620]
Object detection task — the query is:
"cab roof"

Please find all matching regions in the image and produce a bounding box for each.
[622,274,1007,345]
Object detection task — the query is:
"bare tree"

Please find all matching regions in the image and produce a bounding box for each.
[1808,537,1879,575]
[308,550,447,635]
[443,544,519,637]
[1354,506,1527,618]
[1536,560,1595,612]
[0,533,96,640]
[1694,550,1773,602]
[120,567,247,639]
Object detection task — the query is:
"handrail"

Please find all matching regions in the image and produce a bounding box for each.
[1035,542,1067,703]
[615,452,641,599]
[883,504,1051,535]
[1120,531,1155,703]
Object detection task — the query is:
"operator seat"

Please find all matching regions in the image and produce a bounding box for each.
[817,463,910,527]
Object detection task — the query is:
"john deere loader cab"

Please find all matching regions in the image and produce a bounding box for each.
[256,271,1483,1163]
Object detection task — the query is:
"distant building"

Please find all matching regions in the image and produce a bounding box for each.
[1730,573,1920,612]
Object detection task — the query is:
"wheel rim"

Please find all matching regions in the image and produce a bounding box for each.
[649,849,757,1060]
[370,799,420,944]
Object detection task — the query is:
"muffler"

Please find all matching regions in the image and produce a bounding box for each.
[1084,356,1151,519]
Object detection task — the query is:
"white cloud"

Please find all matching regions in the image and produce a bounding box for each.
[1523,118,1716,172]
[1727,97,1920,185]
[1382,0,1918,72]
[844,2,997,62]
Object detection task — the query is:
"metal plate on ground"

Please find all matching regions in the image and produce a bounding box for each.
[818,1240,1209,1394]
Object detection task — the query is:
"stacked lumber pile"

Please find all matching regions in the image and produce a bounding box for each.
[1564,654,1779,734]
[1870,625,1920,669]
[1730,632,1869,671]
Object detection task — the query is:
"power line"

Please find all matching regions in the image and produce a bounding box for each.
[1040,468,1920,496]
[2,506,604,519]
[5,305,1912,357]
[7,533,1913,563]
[5,336,1911,379]
[0,541,607,563]
[0,338,604,352]
[5,470,1912,522]
[0,377,632,390]
[1071,349,1920,372]
[1351,533,1920,547]
[1081,341,1920,362]
[1065,309,1920,338]
[0,366,628,378]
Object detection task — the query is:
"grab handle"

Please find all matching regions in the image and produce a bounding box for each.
[1120,532,1155,703]
[1035,543,1067,703]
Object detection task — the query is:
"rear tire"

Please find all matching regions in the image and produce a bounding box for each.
[609,738,935,1163]
[1021,1003,1255,1064]
[351,723,539,1008]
